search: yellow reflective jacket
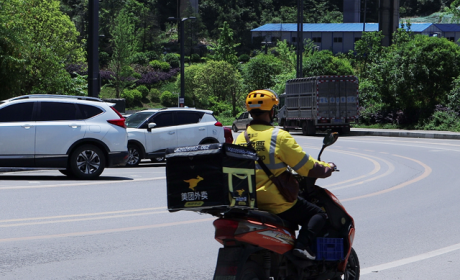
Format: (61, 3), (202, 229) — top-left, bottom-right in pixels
(234, 124), (329, 214)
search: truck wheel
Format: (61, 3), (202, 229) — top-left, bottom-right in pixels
(302, 121), (316, 136)
(232, 124), (238, 132)
(339, 126), (351, 135)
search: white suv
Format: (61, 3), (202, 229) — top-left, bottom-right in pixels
(0, 95), (128, 179)
(125, 108), (225, 166)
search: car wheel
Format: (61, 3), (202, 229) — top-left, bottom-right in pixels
(69, 144), (106, 180)
(232, 124), (238, 132)
(127, 144), (142, 167)
(150, 156), (165, 163)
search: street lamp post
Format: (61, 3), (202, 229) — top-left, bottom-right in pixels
(168, 17), (196, 107)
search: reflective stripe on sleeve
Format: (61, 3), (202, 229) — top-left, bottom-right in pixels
(292, 154), (309, 171)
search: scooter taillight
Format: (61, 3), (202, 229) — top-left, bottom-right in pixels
(214, 219), (239, 243)
(214, 219), (268, 244)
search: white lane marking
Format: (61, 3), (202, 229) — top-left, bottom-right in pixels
(0, 218), (215, 243)
(327, 151), (395, 191)
(361, 242), (460, 275)
(0, 177), (166, 190)
(342, 154), (432, 202)
(0, 207), (167, 223)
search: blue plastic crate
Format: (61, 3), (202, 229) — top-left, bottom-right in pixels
(316, 238), (344, 261)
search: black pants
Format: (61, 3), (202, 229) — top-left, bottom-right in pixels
(277, 196), (327, 246)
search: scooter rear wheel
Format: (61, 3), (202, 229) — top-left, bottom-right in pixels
(332, 247), (360, 280)
(241, 261), (265, 280)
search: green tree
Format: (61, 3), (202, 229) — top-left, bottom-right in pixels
(208, 21), (240, 65)
(194, 60), (243, 116)
(384, 35), (460, 119)
(109, 9), (139, 97)
(0, 0), (27, 99)
(302, 50), (354, 77)
(2, 0), (85, 95)
(276, 40), (296, 70)
(353, 31), (386, 78)
(175, 64), (206, 107)
(242, 54), (283, 91)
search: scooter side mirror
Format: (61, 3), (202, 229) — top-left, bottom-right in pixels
(318, 131), (339, 161)
(323, 131), (339, 147)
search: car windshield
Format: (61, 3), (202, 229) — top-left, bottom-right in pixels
(125, 111), (157, 128)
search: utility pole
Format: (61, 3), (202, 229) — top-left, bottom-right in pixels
(88, 0), (100, 97)
(296, 0), (304, 78)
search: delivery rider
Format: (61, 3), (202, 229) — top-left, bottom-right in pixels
(233, 89), (335, 260)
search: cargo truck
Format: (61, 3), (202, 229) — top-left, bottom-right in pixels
(277, 75), (359, 135)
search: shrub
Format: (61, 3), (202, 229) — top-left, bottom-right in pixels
(160, 91), (177, 107)
(136, 85), (149, 98)
(122, 89), (142, 106)
(164, 53), (180, 68)
(150, 60), (170, 72)
(149, 60), (162, 70)
(160, 61), (170, 72)
(132, 72), (142, 79)
(132, 52), (150, 65)
(191, 53), (201, 63)
(239, 54), (250, 63)
(131, 89), (142, 101)
(135, 68), (180, 86)
(150, 88), (161, 102)
(121, 89), (134, 105)
(417, 105), (460, 131)
(145, 51), (158, 61)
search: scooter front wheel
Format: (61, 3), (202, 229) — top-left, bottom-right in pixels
(241, 260), (265, 280)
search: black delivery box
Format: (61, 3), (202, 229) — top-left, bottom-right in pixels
(166, 143), (258, 212)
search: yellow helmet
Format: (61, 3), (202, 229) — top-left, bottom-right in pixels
(245, 89), (279, 112)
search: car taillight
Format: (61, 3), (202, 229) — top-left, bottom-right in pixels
(214, 121), (223, 127)
(224, 127), (233, 144)
(108, 106), (126, 128)
(107, 118), (126, 128)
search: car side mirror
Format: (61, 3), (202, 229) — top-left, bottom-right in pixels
(147, 122), (157, 132)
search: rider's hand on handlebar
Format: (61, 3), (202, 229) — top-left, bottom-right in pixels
(328, 162), (338, 172)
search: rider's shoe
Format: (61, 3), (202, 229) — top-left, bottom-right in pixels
(292, 242), (316, 260)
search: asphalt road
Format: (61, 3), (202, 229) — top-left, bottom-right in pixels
(1, 132), (460, 279)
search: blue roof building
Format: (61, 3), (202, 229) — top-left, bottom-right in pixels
(251, 23), (460, 54)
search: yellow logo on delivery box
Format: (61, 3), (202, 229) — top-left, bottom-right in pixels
(184, 176), (203, 191)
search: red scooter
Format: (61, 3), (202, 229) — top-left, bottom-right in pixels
(206, 132), (359, 280)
